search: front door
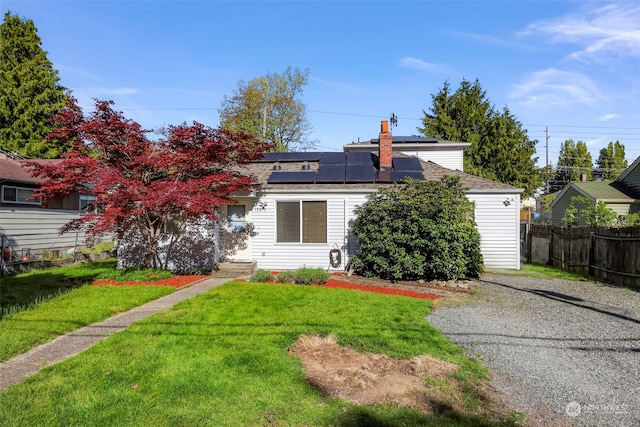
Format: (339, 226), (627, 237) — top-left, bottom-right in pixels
(222, 202), (251, 261)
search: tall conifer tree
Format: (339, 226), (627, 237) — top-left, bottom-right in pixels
(419, 79), (541, 197)
(0, 12), (69, 158)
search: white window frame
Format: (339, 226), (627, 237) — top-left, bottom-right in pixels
(79, 194), (97, 212)
(276, 200), (327, 244)
(1, 185), (41, 205)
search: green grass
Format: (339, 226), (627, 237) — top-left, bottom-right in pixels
(488, 263), (591, 281)
(95, 267), (173, 282)
(0, 259), (118, 315)
(0, 282), (515, 426)
(0, 285), (173, 361)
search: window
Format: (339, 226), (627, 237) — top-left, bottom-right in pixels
(226, 205), (246, 233)
(1, 186), (41, 205)
(277, 201), (327, 243)
(79, 194), (97, 212)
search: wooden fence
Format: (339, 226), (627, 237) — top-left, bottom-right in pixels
(526, 225), (640, 289)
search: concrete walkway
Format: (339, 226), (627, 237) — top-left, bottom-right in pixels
(0, 277), (229, 392)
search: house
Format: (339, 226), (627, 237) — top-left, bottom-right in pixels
(0, 151), (98, 258)
(550, 157), (640, 225)
(216, 121), (523, 272)
(343, 135), (469, 170)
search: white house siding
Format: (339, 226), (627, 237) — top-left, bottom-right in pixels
(399, 148), (464, 171)
(0, 207), (95, 255)
(250, 191), (370, 271)
(607, 203), (633, 218)
(248, 190), (520, 271)
(466, 192), (521, 270)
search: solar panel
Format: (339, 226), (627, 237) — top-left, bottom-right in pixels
(345, 166), (375, 182)
(319, 152), (346, 165)
(276, 152), (321, 162)
(392, 157), (423, 171)
(316, 165), (345, 183)
(346, 152), (372, 165)
(259, 153), (281, 162)
(267, 171), (316, 183)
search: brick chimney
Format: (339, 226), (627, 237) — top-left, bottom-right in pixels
(379, 120), (392, 170)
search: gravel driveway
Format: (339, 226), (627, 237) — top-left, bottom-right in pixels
(427, 273), (640, 427)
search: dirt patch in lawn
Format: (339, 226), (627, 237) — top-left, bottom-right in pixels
(290, 334), (510, 419)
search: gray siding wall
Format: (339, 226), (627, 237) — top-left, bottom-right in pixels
(0, 207), (96, 254)
(551, 187), (581, 225)
(620, 166), (640, 194)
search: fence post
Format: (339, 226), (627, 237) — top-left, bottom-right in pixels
(589, 230), (595, 277)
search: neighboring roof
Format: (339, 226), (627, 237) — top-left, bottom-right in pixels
(615, 155), (640, 183)
(550, 180), (640, 208)
(247, 152), (521, 193)
(0, 154), (62, 185)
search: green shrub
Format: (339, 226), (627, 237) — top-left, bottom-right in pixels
(276, 270), (296, 284)
(349, 177), (483, 281)
(292, 267), (329, 285)
(251, 269), (274, 282)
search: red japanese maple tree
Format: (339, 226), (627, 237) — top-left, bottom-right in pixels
(28, 98), (272, 268)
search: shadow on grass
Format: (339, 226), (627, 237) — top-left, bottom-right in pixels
(0, 259), (117, 316)
(331, 403), (517, 427)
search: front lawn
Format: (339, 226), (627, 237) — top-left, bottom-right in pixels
(0, 285), (173, 362)
(0, 260), (206, 361)
(0, 281), (513, 426)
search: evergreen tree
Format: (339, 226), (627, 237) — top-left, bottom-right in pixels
(418, 79), (541, 197)
(0, 12), (69, 158)
(552, 139), (592, 191)
(596, 140), (627, 180)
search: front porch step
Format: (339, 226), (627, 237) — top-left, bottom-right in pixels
(212, 261), (257, 278)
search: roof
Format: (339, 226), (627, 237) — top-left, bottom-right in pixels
(0, 156), (58, 185)
(246, 152), (521, 193)
(550, 180), (640, 208)
(615, 155), (640, 183)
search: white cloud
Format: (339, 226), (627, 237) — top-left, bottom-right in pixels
(510, 68), (603, 108)
(522, 4), (640, 62)
(447, 30), (535, 50)
(597, 113), (618, 122)
(399, 56), (446, 73)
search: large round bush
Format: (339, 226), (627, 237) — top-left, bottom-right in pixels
(350, 176), (483, 281)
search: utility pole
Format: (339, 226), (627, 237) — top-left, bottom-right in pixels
(545, 126), (550, 194)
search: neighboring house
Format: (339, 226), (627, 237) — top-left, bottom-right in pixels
(550, 157), (640, 225)
(215, 121), (523, 272)
(0, 152), (97, 257)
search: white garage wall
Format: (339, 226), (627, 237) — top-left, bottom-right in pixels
(467, 192), (521, 269)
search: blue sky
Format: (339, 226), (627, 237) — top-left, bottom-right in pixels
(3, 0), (639, 167)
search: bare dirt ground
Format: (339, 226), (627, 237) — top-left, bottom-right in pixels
(289, 332), (512, 423)
(285, 274), (521, 421)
